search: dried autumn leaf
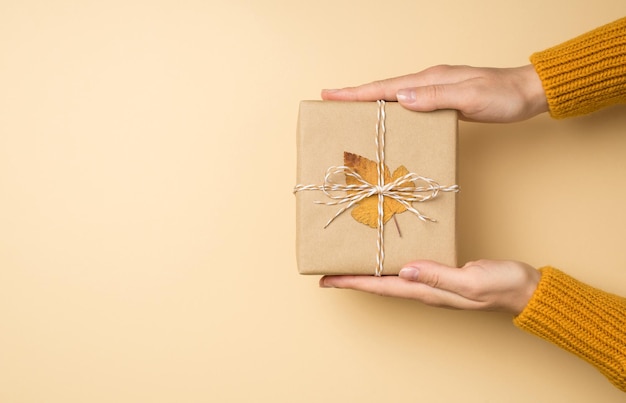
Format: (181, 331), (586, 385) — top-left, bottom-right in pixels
(343, 151), (415, 228)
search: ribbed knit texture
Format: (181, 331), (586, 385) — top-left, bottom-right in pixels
(530, 17), (626, 118)
(514, 267), (626, 391)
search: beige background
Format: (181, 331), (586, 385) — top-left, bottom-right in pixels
(1, 1), (625, 402)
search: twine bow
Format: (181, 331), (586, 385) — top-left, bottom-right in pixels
(294, 100), (459, 276)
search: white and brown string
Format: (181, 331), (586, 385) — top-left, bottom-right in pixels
(294, 100), (459, 276)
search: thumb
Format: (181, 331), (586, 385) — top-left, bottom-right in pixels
(398, 260), (465, 292)
(396, 84), (464, 112)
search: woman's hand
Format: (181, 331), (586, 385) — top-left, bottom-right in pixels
(322, 64), (549, 123)
(319, 259), (541, 315)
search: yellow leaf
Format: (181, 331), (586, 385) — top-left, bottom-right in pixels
(343, 152), (390, 187)
(343, 152), (414, 228)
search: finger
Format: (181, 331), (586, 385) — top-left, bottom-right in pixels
(321, 75), (418, 102)
(321, 275), (404, 293)
(319, 275), (481, 309)
(320, 275), (441, 299)
(399, 260), (471, 295)
(321, 65), (478, 102)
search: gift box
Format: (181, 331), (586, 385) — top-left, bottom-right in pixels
(294, 101), (458, 275)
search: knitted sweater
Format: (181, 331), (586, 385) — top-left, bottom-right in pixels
(515, 17), (626, 392)
(514, 268), (626, 392)
(530, 17), (626, 118)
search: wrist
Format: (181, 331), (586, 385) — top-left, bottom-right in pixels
(511, 264), (542, 315)
(517, 64), (549, 118)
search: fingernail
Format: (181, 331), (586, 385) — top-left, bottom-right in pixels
(399, 267), (419, 280)
(319, 277), (334, 288)
(322, 88), (340, 93)
(397, 88), (416, 103)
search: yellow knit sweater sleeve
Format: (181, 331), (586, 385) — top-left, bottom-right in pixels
(514, 267), (626, 391)
(530, 17), (626, 118)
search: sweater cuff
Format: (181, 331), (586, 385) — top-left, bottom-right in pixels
(514, 266), (626, 391)
(530, 17), (626, 119)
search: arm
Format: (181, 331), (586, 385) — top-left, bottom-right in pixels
(514, 267), (626, 392)
(530, 16), (626, 118)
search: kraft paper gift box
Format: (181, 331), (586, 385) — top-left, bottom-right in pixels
(294, 101), (458, 276)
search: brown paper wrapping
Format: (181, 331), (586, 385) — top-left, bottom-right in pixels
(295, 101), (457, 275)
